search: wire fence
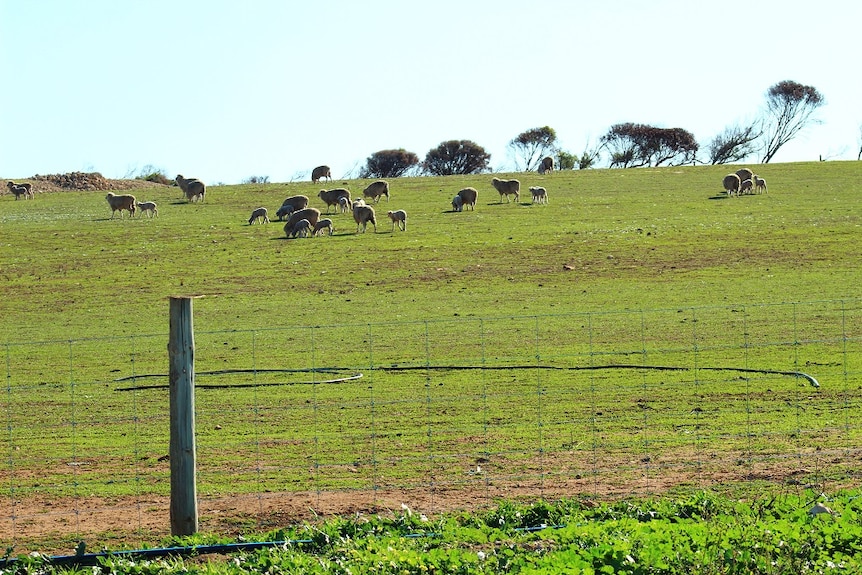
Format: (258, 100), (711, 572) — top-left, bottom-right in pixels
(3, 299), (861, 552)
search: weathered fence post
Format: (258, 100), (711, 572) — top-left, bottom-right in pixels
(168, 296), (198, 536)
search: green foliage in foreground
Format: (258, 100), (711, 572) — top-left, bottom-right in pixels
(6, 490), (861, 574)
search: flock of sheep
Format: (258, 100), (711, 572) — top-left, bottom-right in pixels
(722, 168), (768, 196)
(101, 175), (206, 219)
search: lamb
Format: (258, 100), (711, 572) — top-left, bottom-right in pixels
(175, 175), (206, 202)
(362, 180), (390, 203)
(491, 177), (520, 203)
(353, 203), (377, 233)
(106, 192), (137, 218)
(289, 218), (312, 238)
(248, 206), (269, 224)
(318, 188), (351, 213)
(276, 195), (309, 219)
(753, 175), (768, 194)
(136, 201), (158, 218)
(6, 181), (33, 199)
(311, 165), (332, 183)
(313, 218), (334, 236)
(387, 209), (407, 231)
(453, 187), (478, 211)
(739, 178), (754, 195)
(537, 156), (554, 174)
(529, 186), (548, 204)
(283, 207), (321, 233)
(337, 195), (351, 213)
(735, 168), (754, 183)
(722, 173), (741, 196)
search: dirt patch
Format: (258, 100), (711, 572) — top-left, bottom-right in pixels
(3, 172), (170, 195)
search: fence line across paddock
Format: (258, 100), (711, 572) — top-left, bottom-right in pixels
(2, 299), (861, 552)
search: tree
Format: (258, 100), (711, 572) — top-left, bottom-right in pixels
(423, 140), (491, 176)
(360, 149), (419, 178)
(508, 126), (558, 171)
(760, 80), (825, 164)
(556, 150), (577, 170)
(600, 123), (698, 168)
(707, 123), (762, 164)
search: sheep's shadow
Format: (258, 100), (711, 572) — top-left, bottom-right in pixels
(708, 194), (730, 201)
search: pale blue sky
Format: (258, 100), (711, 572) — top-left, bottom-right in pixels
(2, 0), (860, 184)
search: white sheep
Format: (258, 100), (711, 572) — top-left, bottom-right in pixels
(337, 195), (351, 213)
(739, 178), (754, 194)
(753, 175), (768, 194)
(313, 218), (334, 236)
(136, 201), (158, 218)
(289, 218), (312, 238)
(248, 206), (269, 224)
(453, 187), (478, 211)
(175, 175), (206, 202)
(283, 207), (321, 233)
(275, 204), (295, 220)
(353, 204), (377, 233)
(529, 186), (548, 204)
(387, 209), (407, 231)
(106, 192), (137, 218)
(318, 188), (351, 213)
(722, 173), (741, 196)
(735, 168), (754, 183)
(491, 177), (520, 203)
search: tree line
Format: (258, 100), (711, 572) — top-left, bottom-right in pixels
(357, 80), (827, 178)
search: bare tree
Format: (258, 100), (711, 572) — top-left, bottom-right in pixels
(760, 80), (825, 163)
(508, 126), (558, 171)
(707, 122), (762, 164)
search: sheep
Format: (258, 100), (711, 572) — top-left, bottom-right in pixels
(537, 156), (554, 174)
(491, 177), (520, 203)
(362, 180), (390, 203)
(6, 181), (33, 199)
(311, 165), (332, 183)
(387, 209), (407, 231)
(176, 175), (206, 202)
(353, 203), (377, 233)
(352, 198), (366, 208)
(313, 218), (334, 236)
(529, 186), (548, 204)
(722, 173), (741, 196)
(275, 195), (309, 220)
(739, 178), (754, 195)
(735, 168), (754, 183)
(288, 218), (312, 238)
(248, 206), (269, 224)
(318, 188), (351, 213)
(284, 207), (321, 233)
(106, 192), (137, 218)
(136, 201), (158, 218)
(453, 187), (478, 211)
(753, 175), (768, 194)
(337, 195), (351, 213)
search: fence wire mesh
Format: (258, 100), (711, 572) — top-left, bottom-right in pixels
(3, 300), (860, 551)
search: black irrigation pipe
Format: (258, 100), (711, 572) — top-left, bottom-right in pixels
(113, 364), (820, 392)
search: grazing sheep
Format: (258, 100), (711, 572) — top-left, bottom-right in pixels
(353, 204), (377, 233)
(529, 186), (548, 204)
(275, 195), (309, 220)
(311, 165), (332, 183)
(362, 180), (390, 203)
(352, 198), (366, 208)
(537, 156), (554, 174)
(248, 206), (269, 224)
(491, 177), (521, 203)
(284, 207), (321, 232)
(289, 218), (312, 238)
(106, 192), (137, 218)
(739, 178), (754, 195)
(722, 173), (741, 196)
(387, 209), (407, 231)
(753, 175), (768, 194)
(6, 181), (33, 199)
(275, 204), (295, 220)
(176, 175), (206, 202)
(337, 195), (351, 213)
(313, 218), (334, 236)
(136, 201), (158, 218)
(318, 188), (351, 213)
(453, 187), (478, 211)
(735, 168), (754, 183)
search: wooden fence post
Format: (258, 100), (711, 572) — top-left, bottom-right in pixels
(168, 296), (198, 536)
